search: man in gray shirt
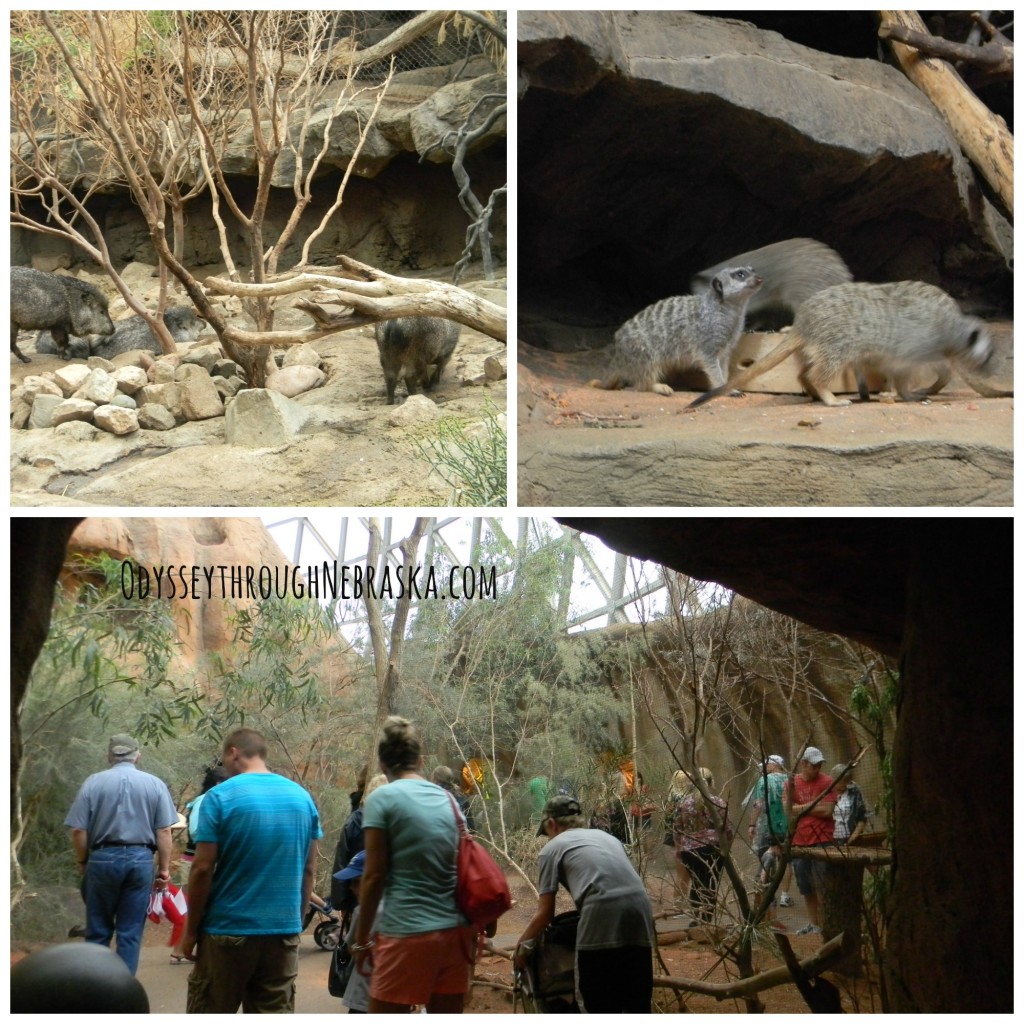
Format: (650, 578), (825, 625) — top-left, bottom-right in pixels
(65, 734), (178, 973)
(515, 796), (654, 1012)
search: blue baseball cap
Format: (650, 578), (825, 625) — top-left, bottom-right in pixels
(333, 850), (366, 882)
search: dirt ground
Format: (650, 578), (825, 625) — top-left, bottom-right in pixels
(14, 846), (881, 1014)
(10, 267), (506, 508)
(518, 334), (1013, 507)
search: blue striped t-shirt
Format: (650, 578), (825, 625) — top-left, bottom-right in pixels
(193, 771), (323, 935)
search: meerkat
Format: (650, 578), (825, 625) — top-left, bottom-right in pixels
(856, 360), (1011, 401)
(590, 266), (763, 396)
(687, 280), (997, 409)
(691, 238), (852, 331)
(691, 237), (883, 397)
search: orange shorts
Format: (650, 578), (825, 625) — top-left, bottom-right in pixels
(369, 925), (477, 1005)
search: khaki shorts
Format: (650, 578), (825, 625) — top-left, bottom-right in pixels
(370, 926), (476, 1005)
(186, 933), (300, 1013)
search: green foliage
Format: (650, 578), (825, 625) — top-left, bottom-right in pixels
(197, 595), (339, 732)
(15, 552), (366, 941)
(415, 402), (507, 507)
(25, 553), (191, 746)
(851, 665), (899, 834)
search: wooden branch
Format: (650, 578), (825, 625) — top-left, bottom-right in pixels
(206, 257), (507, 343)
(774, 933), (843, 1013)
(878, 21), (1013, 73)
(471, 978), (513, 994)
(653, 932), (846, 1000)
(879, 11), (1013, 218)
(789, 845), (892, 865)
(349, 11), (451, 67)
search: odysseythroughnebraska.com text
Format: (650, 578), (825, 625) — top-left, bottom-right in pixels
(120, 560), (498, 602)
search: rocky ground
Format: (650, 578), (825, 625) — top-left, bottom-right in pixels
(10, 266), (507, 508)
(518, 329), (1014, 508)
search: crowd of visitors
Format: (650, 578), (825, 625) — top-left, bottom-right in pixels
(61, 725), (870, 1013)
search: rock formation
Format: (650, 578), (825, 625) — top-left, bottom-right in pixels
(519, 11), (1010, 353)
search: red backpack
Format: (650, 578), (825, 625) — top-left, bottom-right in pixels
(445, 792), (512, 928)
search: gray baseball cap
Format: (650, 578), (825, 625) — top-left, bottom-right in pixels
(537, 795), (582, 835)
(108, 734), (139, 757)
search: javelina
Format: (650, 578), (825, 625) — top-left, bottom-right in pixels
(36, 305), (205, 359)
(11, 268), (114, 363)
(34, 332), (92, 359)
(91, 306), (206, 359)
(373, 316), (460, 404)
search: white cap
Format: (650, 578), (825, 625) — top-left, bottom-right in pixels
(802, 746), (825, 765)
(766, 754), (785, 767)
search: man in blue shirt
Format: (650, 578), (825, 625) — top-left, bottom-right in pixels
(65, 733), (178, 974)
(178, 728), (323, 1013)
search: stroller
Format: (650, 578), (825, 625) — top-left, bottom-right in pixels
(513, 911), (580, 1013)
(302, 896), (345, 951)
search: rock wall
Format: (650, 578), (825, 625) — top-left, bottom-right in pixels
(14, 152), (506, 276)
(65, 518), (353, 684)
(519, 11), (1011, 352)
(585, 610), (891, 822)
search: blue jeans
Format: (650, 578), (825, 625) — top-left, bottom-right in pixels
(84, 845), (155, 974)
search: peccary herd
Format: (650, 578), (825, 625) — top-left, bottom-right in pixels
(12, 268), (465, 405)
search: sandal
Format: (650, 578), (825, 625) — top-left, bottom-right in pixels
(169, 953), (189, 964)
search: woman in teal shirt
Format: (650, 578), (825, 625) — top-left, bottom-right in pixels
(353, 716), (475, 1012)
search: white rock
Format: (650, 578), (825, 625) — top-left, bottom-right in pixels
(180, 342), (223, 371)
(75, 368), (119, 405)
(175, 363), (208, 382)
(53, 363), (93, 397)
(138, 382), (183, 420)
(148, 361), (177, 384)
(113, 366), (149, 395)
(389, 394), (441, 427)
(51, 398), (99, 426)
(282, 343), (322, 368)
(29, 394), (64, 429)
(266, 365), (326, 398)
(93, 404), (140, 435)
(212, 375), (244, 399)
(16, 375), (64, 403)
(110, 394), (137, 410)
(179, 373), (225, 421)
(224, 388), (309, 447)
(484, 356), (506, 381)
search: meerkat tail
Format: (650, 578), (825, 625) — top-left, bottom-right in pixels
(957, 369), (1013, 398)
(687, 331), (804, 409)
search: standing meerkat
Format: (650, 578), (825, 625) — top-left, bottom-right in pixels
(691, 238), (852, 330)
(687, 280), (997, 409)
(590, 266), (763, 396)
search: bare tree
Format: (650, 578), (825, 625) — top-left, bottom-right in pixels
(360, 518), (431, 777)
(621, 570), (894, 1010)
(11, 13), (505, 385)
